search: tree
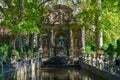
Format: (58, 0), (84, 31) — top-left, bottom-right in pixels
(75, 0), (119, 52)
(116, 39), (120, 56)
(101, 0), (119, 44)
(0, 0), (119, 54)
(0, 0), (51, 55)
(75, 0), (96, 52)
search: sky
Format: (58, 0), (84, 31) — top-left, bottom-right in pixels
(73, 0), (77, 3)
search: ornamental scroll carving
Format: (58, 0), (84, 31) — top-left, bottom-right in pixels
(47, 5), (74, 24)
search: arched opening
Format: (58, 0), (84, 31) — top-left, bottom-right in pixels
(54, 31), (68, 56)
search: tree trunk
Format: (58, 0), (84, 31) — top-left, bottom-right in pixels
(95, 0), (102, 52)
(10, 39), (16, 50)
(8, 35), (17, 59)
(9, 35), (17, 50)
(29, 33), (34, 52)
(15, 34), (23, 53)
(21, 0), (24, 19)
(95, 27), (100, 52)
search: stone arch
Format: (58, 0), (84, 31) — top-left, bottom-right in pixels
(53, 31), (68, 56)
(55, 31), (68, 47)
(55, 31), (67, 39)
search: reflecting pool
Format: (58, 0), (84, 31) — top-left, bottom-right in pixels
(1, 68), (104, 80)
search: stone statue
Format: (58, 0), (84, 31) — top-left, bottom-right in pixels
(57, 36), (66, 46)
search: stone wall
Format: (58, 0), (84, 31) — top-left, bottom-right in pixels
(81, 62), (120, 80)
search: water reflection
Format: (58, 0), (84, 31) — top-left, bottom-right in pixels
(2, 68), (103, 80)
(39, 69), (102, 80)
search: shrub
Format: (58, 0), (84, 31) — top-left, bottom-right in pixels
(85, 45), (91, 53)
(101, 44), (108, 51)
(33, 46), (39, 52)
(21, 52), (27, 59)
(28, 50), (33, 58)
(12, 50), (19, 60)
(0, 44), (8, 61)
(106, 43), (116, 60)
(116, 38), (120, 56)
(0, 44), (8, 55)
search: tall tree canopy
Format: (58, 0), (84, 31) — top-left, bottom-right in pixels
(75, 0), (119, 46)
(0, 0), (119, 50)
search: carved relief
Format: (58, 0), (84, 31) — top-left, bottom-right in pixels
(48, 12), (56, 24)
(47, 5), (74, 24)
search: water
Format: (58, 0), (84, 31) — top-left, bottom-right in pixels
(1, 68), (103, 80)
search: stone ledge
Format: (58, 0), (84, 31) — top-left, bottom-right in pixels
(81, 62), (120, 80)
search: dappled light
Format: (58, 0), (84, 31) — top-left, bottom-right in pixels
(0, 0), (119, 80)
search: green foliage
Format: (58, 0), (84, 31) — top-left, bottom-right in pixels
(21, 52), (27, 58)
(0, 44), (8, 55)
(106, 43), (116, 52)
(75, 0), (95, 29)
(33, 46), (39, 52)
(75, 0), (119, 46)
(0, 35), (10, 44)
(101, 8), (119, 44)
(0, 0), (119, 60)
(101, 44), (108, 51)
(85, 45), (91, 53)
(0, 0), (49, 35)
(28, 50), (33, 58)
(115, 38), (120, 56)
(18, 21), (39, 34)
(100, 0), (118, 44)
(106, 43), (116, 60)
(12, 50), (19, 59)
(85, 42), (96, 51)
(0, 44), (8, 61)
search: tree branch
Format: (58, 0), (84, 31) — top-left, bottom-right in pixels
(38, 0), (52, 7)
(71, 0), (75, 6)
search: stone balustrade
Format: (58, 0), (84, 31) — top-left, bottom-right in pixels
(0, 56), (42, 77)
(79, 54), (120, 75)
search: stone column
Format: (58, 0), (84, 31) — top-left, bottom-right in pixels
(69, 29), (73, 57)
(51, 29), (54, 47)
(66, 28), (73, 57)
(79, 28), (85, 53)
(37, 34), (41, 49)
(46, 32), (50, 57)
(37, 34), (43, 54)
(42, 37), (48, 57)
(47, 31), (50, 49)
(50, 29), (54, 56)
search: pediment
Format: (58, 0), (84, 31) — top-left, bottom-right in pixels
(50, 4), (73, 13)
(46, 4), (75, 24)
